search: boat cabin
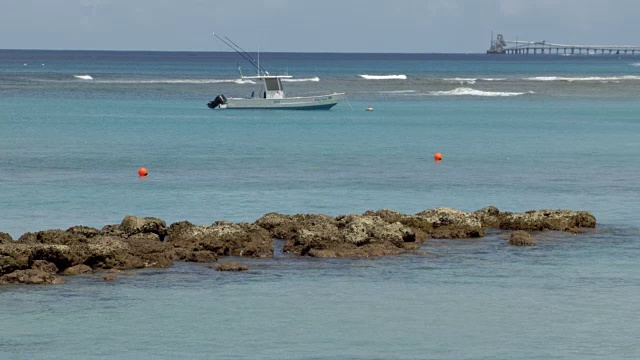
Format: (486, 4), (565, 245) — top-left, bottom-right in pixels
(244, 75), (292, 99)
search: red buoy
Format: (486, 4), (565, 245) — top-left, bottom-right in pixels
(138, 167), (148, 177)
(434, 152), (443, 161)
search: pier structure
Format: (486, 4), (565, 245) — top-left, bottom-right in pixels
(487, 34), (640, 55)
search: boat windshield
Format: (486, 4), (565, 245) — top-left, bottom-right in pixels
(264, 78), (283, 91)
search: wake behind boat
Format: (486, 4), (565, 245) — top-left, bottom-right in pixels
(207, 33), (344, 110)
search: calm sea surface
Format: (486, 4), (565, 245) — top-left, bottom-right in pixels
(1, 50), (639, 359)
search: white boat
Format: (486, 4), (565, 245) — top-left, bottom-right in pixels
(208, 75), (344, 110)
(207, 33), (344, 110)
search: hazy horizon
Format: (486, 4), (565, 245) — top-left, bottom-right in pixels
(2, 0), (640, 53)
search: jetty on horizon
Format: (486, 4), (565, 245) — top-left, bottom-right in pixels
(487, 33), (640, 55)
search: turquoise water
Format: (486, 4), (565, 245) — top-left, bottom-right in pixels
(1, 50), (639, 359)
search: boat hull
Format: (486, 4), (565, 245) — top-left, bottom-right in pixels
(216, 93), (345, 110)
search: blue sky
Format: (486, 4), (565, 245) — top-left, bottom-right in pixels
(2, 0), (639, 52)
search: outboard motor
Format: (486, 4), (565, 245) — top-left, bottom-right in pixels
(207, 94), (227, 109)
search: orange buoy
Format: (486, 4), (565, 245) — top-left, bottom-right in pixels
(434, 152), (443, 161)
(138, 167), (148, 177)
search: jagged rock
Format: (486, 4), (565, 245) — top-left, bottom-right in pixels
(0, 244), (31, 275)
(474, 206), (501, 228)
(412, 208), (485, 238)
(0, 269), (64, 285)
(62, 264), (92, 275)
(0, 208), (598, 285)
(167, 221), (273, 259)
(17, 229), (89, 246)
(255, 212), (337, 240)
(66, 226), (100, 238)
(0, 232), (13, 244)
(83, 235), (172, 270)
(279, 213), (418, 258)
(508, 231), (537, 246)
(82, 236), (136, 269)
(500, 210), (596, 232)
(120, 215), (167, 238)
(211, 261), (249, 271)
(362, 209), (405, 222)
(338, 215), (416, 247)
(120, 233), (173, 267)
(30, 244), (89, 271)
(18, 233), (173, 273)
(31, 260), (58, 274)
(365, 208), (485, 239)
(99, 224), (127, 238)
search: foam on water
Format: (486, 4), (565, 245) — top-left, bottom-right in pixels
(378, 90), (417, 94)
(73, 74), (93, 80)
(281, 77), (320, 82)
(358, 74), (407, 80)
(525, 75), (640, 82)
(443, 78), (508, 84)
(87, 78), (257, 84)
(427, 87), (532, 97)
(444, 77), (477, 84)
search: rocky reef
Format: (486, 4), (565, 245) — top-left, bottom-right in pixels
(0, 208), (596, 285)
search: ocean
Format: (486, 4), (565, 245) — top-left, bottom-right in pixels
(1, 50), (639, 359)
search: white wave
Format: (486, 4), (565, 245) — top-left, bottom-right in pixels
(233, 79), (256, 84)
(443, 77), (508, 84)
(74, 75), (93, 80)
(630, 62), (640, 67)
(525, 75), (640, 82)
(358, 74), (407, 80)
(427, 87), (532, 97)
(84, 78), (256, 84)
(444, 78), (477, 85)
(379, 90), (417, 94)
(281, 77), (320, 82)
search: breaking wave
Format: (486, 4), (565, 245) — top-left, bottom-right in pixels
(379, 90), (417, 94)
(358, 74), (407, 80)
(233, 79), (256, 84)
(86, 78), (256, 84)
(74, 75), (93, 80)
(443, 78), (508, 84)
(281, 77), (320, 82)
(630, 62), (640, 67)
(444, 78), (477, 85)
(525, 75), (640, 82)
(427, 87), (532, 97)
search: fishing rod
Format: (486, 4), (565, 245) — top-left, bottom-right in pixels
(224, 35), (270, 75)
(213, 33), (269, 75)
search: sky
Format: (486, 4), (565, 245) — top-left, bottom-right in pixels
(1, 0), (640, 53)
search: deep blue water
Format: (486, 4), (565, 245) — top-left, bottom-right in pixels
(1, 50), (639, 359)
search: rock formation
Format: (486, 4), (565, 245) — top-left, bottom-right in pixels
(0, 208), (596, 285)
(211, 262), (250, 271)
(508, 231), (537, 246)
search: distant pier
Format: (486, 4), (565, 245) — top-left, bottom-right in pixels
(487, 33), (640, 55)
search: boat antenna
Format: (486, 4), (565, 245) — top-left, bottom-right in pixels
(213, 33), (269, 76)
